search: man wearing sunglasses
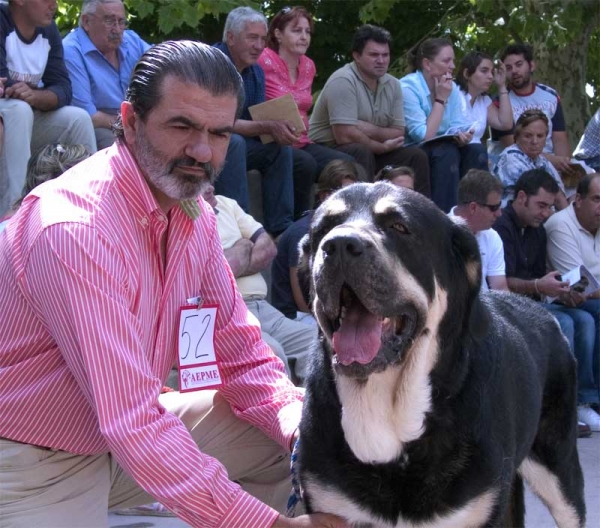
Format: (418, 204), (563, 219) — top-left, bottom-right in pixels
(63, 0), (149, 149)
(449, 169), (508, 291)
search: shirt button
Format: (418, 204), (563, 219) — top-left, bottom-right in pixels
(140, 217), (149, 227)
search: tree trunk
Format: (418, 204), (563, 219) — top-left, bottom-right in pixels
(533, 28), (592, 149)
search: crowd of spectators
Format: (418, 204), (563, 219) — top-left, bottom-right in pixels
(0, 0), (598, 524)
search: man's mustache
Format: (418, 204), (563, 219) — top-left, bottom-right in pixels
(170, 158), (218, 181)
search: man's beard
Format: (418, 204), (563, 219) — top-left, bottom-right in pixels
(510, 71), (531, 90)
(133, 123), (219, 201)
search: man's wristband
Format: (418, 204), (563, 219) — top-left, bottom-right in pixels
(498, 90), (509, 95)
(434, 98), (446, 106)
(534, 279), (540, 295)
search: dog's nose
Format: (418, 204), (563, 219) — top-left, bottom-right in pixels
(323, 234), (365, 257)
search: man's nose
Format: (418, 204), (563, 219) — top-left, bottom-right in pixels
(185, 134), (212, 163)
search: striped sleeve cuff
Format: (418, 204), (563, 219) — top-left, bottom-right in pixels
(218, 489), (280, 528)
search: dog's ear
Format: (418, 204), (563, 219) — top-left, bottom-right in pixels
(450, 221), (482, 294)
(296, 233), (312, 307)
(449, 221), (489, 339)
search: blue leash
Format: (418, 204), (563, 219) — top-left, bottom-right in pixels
(286, 438), (303, 517)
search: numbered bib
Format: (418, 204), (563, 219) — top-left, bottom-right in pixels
(177, 304), (222, 392)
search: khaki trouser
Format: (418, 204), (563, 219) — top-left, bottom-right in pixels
(0, 99), (97, 216)
(0, 390), (291, 527)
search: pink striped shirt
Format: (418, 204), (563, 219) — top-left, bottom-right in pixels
(0, 143), (304, 527)
(258, 47), (316, 148)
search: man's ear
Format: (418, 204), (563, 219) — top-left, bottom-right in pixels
(351, 50), (360, 63)
(462, 68), (470, 81)
(529, 60), (536, 74)
(515, 189), (527, 205)
(120, 101), (138, 145)
(225, 30), (235, 47)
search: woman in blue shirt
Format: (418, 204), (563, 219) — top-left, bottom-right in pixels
(400, 38), (488, 212)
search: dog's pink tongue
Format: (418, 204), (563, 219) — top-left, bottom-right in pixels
(332, 307), (382, 366)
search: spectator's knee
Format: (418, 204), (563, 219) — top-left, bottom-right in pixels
(0, 98), (34, 128)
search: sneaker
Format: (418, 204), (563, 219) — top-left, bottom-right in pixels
(577, 404), (600, 432)
(578, 421), (592, 438)
(113, 502), (175, 517)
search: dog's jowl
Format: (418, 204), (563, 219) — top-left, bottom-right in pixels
(297, 183), (585, 528)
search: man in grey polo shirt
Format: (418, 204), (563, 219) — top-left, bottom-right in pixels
(309, 24), (429, 195)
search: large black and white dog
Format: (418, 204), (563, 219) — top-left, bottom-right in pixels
(297, 183), (585, 527)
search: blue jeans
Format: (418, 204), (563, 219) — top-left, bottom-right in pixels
(215, 134), (294, 235)
(543, 302), (599, 404)
(292, 144), (354, 218)
(422, 142), (488, 212)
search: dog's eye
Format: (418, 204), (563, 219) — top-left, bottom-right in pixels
(390, 222), (409, 234)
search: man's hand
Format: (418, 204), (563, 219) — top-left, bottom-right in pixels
(0, 77), (7, 98)
(272, 513), (349, 528)
(4, 81), (37, 107)
(267, 120), (301, 145)
(537, 270), (570, 298)
(382, 135), (404, 152)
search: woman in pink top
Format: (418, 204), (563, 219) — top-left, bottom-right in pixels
(259, 6), (353, 218)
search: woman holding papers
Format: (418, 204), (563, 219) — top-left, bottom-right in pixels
(400, 38), (489, 212)
(258, 6), (353, 218)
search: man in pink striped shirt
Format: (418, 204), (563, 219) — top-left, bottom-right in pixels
(0, 40), (344, 528)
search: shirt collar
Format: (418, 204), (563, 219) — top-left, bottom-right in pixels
(110, 142), (202, 222)
(349, 61), (390, 89)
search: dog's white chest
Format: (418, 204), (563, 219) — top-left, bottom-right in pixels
(304, 475), (498, 528)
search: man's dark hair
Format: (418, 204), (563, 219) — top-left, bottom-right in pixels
(577, 173), (600, 198)
(351, 24), (391, 55)
(500, 42), (534, 63)
(458, 169), (503, 204)
(513, 168), (559, 198)
(114, 40), (244, 140)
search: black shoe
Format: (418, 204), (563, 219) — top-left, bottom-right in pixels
(578, 421), (592, 438)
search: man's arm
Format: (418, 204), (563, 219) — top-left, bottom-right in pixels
(223, 231), (277, 278)
(223, 238), (253, 277)
(545, 218), (583, 274)
(486, 275), (508, 291)
(356, 121), (404, 142)
(39, 22), (72, 108)
(24, 222), (286, 527)
(332, 123), (403, 154)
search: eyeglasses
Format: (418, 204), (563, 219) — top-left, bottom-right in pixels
(476, 202), (502, 212)
(88, 14), (129, 28)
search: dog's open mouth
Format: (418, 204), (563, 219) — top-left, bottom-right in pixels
(328, 285), (414, 367)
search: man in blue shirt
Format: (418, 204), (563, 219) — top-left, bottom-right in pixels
(214, 6), (295, 237)
(63, 0), (149, 149)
